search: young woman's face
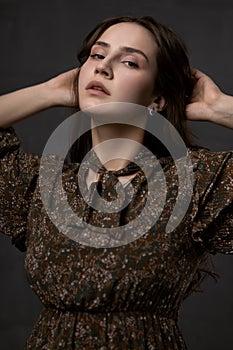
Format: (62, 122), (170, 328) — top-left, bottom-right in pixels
(78, 22), (158, 110)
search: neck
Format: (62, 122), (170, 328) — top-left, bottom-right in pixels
(91, 121), (145, 171)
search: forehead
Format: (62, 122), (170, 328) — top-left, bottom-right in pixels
(97, 22), (158, 58)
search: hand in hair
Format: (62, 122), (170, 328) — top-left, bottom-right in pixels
(186, 69), (233, 129)
(46, 68), (80, 108)
(0, 68), (80, 128)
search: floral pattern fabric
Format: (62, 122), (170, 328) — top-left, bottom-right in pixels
(0, 127), (232, 349)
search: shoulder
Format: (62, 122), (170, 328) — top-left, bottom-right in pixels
(188, 145), (232, 166)
(188, 145), (232, 177)
(187, 145), (232, 199)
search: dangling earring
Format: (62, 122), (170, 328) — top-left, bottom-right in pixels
(148, 106), (154, 116)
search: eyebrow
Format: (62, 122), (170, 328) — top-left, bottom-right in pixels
(94, 41), (149, 62)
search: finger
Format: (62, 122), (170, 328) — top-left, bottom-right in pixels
(190, 68), (208, 80)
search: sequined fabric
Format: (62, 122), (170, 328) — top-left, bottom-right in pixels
(0, 127), (232, 350)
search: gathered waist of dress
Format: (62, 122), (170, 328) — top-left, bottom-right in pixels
(26, 305), (186, 349)
(45, 304), (178, 322)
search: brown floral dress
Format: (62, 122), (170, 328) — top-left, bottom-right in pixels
(0, 127), (232, 350)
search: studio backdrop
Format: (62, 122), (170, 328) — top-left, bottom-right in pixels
(0, 0), (232, 349)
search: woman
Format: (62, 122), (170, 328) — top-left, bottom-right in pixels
(0, 16), (232, 349)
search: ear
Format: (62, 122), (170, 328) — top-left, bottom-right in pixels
(149, 96), (166, 112)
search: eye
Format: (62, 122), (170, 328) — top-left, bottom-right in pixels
(123, 61), (139, 68)
(90, 53), (105, 60)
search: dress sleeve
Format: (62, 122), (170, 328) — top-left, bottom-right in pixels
(0, 126), (39, 252)
(191, 148), (233, 255)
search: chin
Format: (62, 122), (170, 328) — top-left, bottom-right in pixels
(79, 98), (107, 112)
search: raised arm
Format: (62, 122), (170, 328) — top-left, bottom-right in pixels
(0, 68), (79, 128)
(186, 69), (233, 129)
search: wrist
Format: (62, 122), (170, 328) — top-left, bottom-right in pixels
(41, 80), (63, 107)
(211, 93), (233, 127)
(44, 72), (76, 107)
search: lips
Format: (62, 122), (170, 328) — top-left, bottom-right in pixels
(86, 81), (110, 95)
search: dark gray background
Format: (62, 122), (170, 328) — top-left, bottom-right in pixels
(0, 0), (232, 349)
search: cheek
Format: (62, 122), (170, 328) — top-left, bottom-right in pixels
(137, 75), (155, 103)
(77, 66), (89, 109)
(120, 74), (154, 102)
(78, 65), (88, 90)
(78, 59), (95, 86)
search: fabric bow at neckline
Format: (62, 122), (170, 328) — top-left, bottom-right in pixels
(97, 162), (141, 178)
(87, 149), (142, 179)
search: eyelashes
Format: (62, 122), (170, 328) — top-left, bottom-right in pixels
(90, 53), (105, 60)
(124, 61), (138, 68)
(89, 53), (139, 69)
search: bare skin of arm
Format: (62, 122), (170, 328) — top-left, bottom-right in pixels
(1, 67), (233, 130)
(186, 69), (233, 129)
(0, 68), (78, 128)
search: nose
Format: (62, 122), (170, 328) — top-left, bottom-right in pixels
(95, 60), (113, 79)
